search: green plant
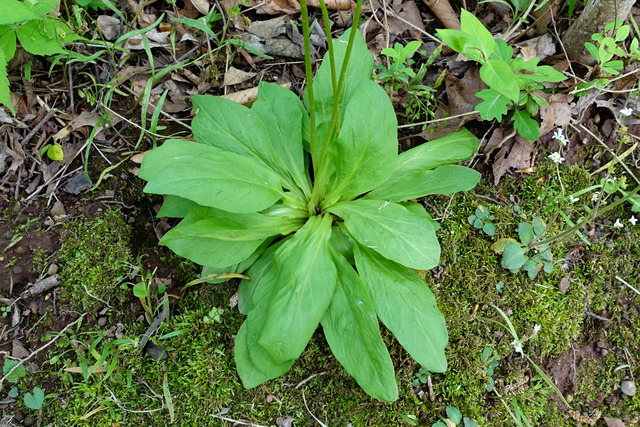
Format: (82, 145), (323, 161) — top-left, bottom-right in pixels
(203, 307), (225, 324)
(0, 305), (11, 317)
(491, 217), (554, 277)
(412, 366), (431, 387)
(436, 9), (566, 140)
(432, 406), (478, 427)
(3, 359), (27, 383)
(468, 205), (496, 235)
(480, 347), (500, 392)
(0, 0), (81, 114)
(139, 0), (481, 401)
(23, 386), (45, 410)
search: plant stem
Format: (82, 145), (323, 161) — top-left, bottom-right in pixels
(533, 182), (640, 246)
(300, 0), (316, 158)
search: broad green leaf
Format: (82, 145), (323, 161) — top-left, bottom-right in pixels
(401, 202), (440, 231)
(257, 215), (337, 363)
(157, 195), (201, 218)
(251, 82), (310, 192)
(234, 319), (294, 388)
(365, 165), (480, 202)
(24, 387), (45, 410)
(501, 242), (528, 272)
(159, 207), (266, 267)
(0, 48), (13, 115)
(447, 406), (463, 424)
(310, 29), (374, 160)
(480, 60), (519, 101)
(329, 200), (440, 270)
(200, 238), (274, 285)
(323, 79), (398, 203)
(513, 110), (539, 141)
(435, 29), (481, 61)
(364, 128), (479, 201)
(0, 0), (40, 24)
(490, 39), (513, 62)
(0, 29), (16, 62)
(476, 88), (511, 121)
(16, 18), (79, 56)
(28, 0), (58, 15)
(354, 245), (448, 372)
(329, 225), (355, 266)
(191, 95), (296, 185)
(237, 239), (287, 314)
(321, 250), (398, 401)
(460, 9), (496, 60)
(140, 139), (284, 213)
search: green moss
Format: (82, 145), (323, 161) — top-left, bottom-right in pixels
(57, 207), (137, 313)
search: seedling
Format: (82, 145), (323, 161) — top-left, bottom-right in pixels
(432, 406), (479, 427)
(491, 217), (553, 277)
(436, 10), (567, 141)
(481, 347), (500, 392)
(412, 366), (431, 387)
(468, 205), (496, 236)
(203, 307), (225, 324)
(139, 0), (481, 401)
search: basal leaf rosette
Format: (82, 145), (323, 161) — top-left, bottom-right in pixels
(139, 29), (481, 401)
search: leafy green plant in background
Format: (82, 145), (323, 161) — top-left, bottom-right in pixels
(575, 20), (640, 95)
(481, 347), (500, 392)
(0, 0), (80, 114)
(432, 406), (478, 427)
(491, 217), (554, 277)
(436, 10), (566, 141)
(468, 205), (496, 236)
(139, 0), (481, 400)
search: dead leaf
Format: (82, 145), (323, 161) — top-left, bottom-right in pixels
(517, 34), (556, 61)
(492, 137), (534, 185)
(223, 66), (258, 86)
(97, 15), (121, 41)
(223, 83), (291, 105)
(52, 111), (102, 143)
(251, 0), (300, 15)
(245, 16), (304, 59)
(387, 1), (425, 40)
(126, 0), (157, 28)
(189, 0), (210, 15)
(539, 93), (574, 136)
(308, 0), (353, 9)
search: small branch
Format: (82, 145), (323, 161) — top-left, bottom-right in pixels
(20, 275), (61, 299)
(0, 315), (85, 390)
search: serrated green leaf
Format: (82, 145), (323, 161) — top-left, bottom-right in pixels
(436, 29), (481, 61)
(446, 406), (463, 424)
(517, 222), (534, 244)
(321, 250), (398, 401)
(491, 237), (519, 254)
(476, 89), (510, 121)
(329, 200), (440, 270)
(0, 29), (17, 63)
(24, 387), (45, 410)
(532, 217), (546, 236)
(513, 109), (539, 141)
(501, 242), (528, 272)
(140, 139), (284, 213)
(324, 79), (398, 203)
(483, 222), (496, 235)
(354, 245), (448, 372)
(257, 215), (337, 363)
(0, 0), (40, 24)
(460, 9), (496, 60)
(0, 48), (13, 115)
(251, 82), (310, 193)
(480, 60), (519, 101)
(16, 18), (79, 56)
(3, 359), (26, 382)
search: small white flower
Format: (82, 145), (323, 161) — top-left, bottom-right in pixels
(534, 324), (542, 333)
(591, 193), (599, 202)
(569, 195), (579, 203)
(512, 339), (523, 355)
(620, 107), (633, 117)
(630, 215), (638, 226)
(614, 218), (624, 228)
(549, 152), (565, 164)
(606, 177), (617, 183)
(553, 128), (569, 146)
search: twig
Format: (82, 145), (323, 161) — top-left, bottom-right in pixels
(585, 308), (610, 322)
(210, 413), (267, 427)
(398, 110), (479, 129)
(20, 275), (61, 299)
(616, 276), (640, 296)
(0, 315), (85, 389)
(302, 391), (329, 427)
(139, 299), (169, 350)
(20, 109), (58, 147)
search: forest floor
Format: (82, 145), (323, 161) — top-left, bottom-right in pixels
(1, 0), (640, 426)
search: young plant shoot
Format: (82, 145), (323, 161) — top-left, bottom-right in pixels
(139, 0), (481, 401)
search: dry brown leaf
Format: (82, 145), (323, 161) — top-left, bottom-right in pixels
(252, 0), (300, 15)
(308, 0), (353, 10)
(188, 0), (210, 15)
(96, 15), (121, 41)
(223, 83), (291, 105)
(492, 137), (534, 185)
(422, 0), (459, 29)
(387, 1), (425, 39)
(223, 66), (258, 86)
(52, 111), (102, 143)
(517, 34), (556, 61)
(539, 93), (574, 136)
(126, 0), (157, 27)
